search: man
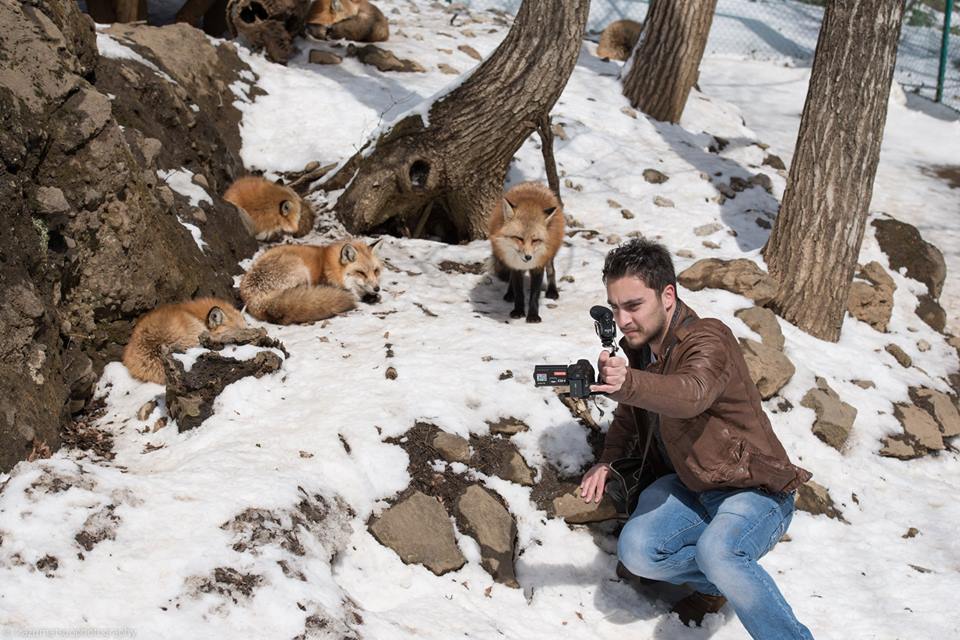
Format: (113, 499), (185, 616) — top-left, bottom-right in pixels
(580, 239), (814, 639)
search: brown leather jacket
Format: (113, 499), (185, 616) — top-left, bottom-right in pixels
(600, 300), (811, 494)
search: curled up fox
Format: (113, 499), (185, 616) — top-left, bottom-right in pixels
(240, 239), (383, 325)
(488, 182), (565, 323)
(223, 176), (314, 241)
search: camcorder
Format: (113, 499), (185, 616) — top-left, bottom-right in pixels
(533, 306), (619, 399)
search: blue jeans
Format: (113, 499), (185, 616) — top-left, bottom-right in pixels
(618, 474), (813, 639)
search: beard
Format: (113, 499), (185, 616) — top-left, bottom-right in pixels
(621, 308), (668, 349)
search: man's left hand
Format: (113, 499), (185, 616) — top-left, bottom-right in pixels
(590, 350), (627, 395)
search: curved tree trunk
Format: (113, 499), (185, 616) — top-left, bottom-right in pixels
(762, 0), (905, 342)
(621, 0), (716, 123)
(315, 0), (590, 242)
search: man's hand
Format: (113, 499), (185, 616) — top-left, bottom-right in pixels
(590, 350), (627, 395)
(579, 463), (611, 503)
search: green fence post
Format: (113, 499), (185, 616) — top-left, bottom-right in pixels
(937, 0), (955, 103)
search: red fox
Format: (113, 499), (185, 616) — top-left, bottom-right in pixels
(305, 0), (389, 42)
(597, 19), (643, 61)
(488, 182), (564, 323)
(223, 176), (314, 241)
(239, 239), (383, 325)
(123, 298), (247, 384)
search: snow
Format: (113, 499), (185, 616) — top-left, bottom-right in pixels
(95, 27), (177, 85)
(3, 2), (959, 639)
(157, 168), (212, 251)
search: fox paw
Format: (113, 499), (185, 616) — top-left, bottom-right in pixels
(510, 309), (525, 319)
(545, 287), (559, 300)
(525, 314), (542, 323)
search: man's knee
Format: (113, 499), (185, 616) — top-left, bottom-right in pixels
(617, 519), (662, 577)
(694, 526), (743, 584)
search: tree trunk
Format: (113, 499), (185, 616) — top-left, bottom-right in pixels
(316, 0), (590, 242)
(762, 0), (905, 342)
(621, 0), (717, 123)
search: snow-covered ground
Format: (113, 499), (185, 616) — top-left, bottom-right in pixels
(2, 1), (959, 638)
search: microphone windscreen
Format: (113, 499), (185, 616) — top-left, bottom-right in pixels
(590, 305), (612, 322)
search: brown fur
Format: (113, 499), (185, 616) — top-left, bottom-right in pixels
(122, 298), (246, 384)
(239, 239), (383, 324)
(306, 0), (389, 42)
(597, 19), (643, 61)
(488, 182), (565, 323)
(223, 176), (314, 241)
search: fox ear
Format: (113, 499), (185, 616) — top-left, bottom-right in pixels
(543, 206), (558, 222)
(274, 177), (285, 186)
(206, 306), (225, 329)
(502, 199), (516, 221)
(368, 237), (384, 254)
(340, 243), (358, 264)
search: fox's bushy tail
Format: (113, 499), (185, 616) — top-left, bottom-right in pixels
(248, 285), (355, 324)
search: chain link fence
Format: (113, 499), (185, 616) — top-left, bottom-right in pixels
(462, 0), (960, 112)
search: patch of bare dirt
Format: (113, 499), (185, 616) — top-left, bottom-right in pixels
(75, 504), (120, 551)
(921, 164), (960, 189)
(438, 260), (486, 275)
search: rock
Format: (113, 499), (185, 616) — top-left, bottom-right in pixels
(455, 486), (518, 587)
(755, 217), (771, 229)
(227, 0), (310, 63)
(620, 209), (634, 219)
(847, 261), (895, 332)
(438, 63), (459, 74)
(385, 366), (398, 380)
(678, 258), (778, 305)
(369, 491), (466, 576)
(607, 199), (621, 208)
(702, 240), (721, 249)
(457, 44), (482, 60)
(653, 196), (674, 208)
(137, 400), (157, 421)
(795, 481), (845, 522)
(551, 484), (618, 524)
(739, 339), (795, 399)
(308, 50), (343, 65)
(642, 168), (669, 184)
(885, 344), (912, 368)
(432, 432), (470, 464)
(763, 154), (786, 170)
(749, 173), (773, 193)
(735, 306), (785, 351)
(917, 339), (931, 352)
(498, 451), (536, 486)
(486, 417), (529, 436)
(729, 176), (750, 192)
(620, 106), (637, 119)
(694, 222), (723, 237)
(902, 527), (919, 539)
(852, 379), (876, 389)
(911, 388), (960, 437)
(801, 378), (857, 452)
(675, 249), (695, 259)
(717, 182), (737, 199)
(915, 294), (947, 333)
(880, 435), (921, 459)
(893, 403), (945, 452)
(872, 218), (946, 300)
(346, 44), (425, 72)
(36, 186), (71, 215)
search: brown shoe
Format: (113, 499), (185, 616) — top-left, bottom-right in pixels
(671, 592), (727, 626)
(615, 561), (658, 585)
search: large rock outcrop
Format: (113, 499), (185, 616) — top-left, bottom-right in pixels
(0, 0), (258, 472)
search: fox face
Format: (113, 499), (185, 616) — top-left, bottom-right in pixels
(339, 239), (383, 302)
(204, 304), (247, 335)
(307, 0), (362, 27)
(491, 199), (559, 271)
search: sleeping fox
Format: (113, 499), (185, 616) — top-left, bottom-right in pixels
(597, 19), (643, 61)
(305, 0), (389, 42)
(223, 176), (314, 241)
(488, 182), (565, 323)
(123, 298), (246, 384)
(239, 238), (383, 325)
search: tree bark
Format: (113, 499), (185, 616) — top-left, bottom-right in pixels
(762, 0), (905, 342)
(316, 0), (590, 242)
(621, 0), (717, 123)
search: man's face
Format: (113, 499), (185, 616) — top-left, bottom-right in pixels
(606, 276), (672, 349)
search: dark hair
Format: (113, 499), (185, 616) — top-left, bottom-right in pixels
(602, 238), (676, 293)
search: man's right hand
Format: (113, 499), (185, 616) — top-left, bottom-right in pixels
(579, 463), (610, 503)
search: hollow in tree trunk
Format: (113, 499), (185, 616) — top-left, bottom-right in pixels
(762, 0), (905, 342)
(621, 0), (717, 123)
(315, 0), (591, 242)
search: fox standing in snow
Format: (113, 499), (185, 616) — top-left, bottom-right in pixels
(305, 0), (389, 42)
(223, 176), (314, 241)
(597, 19), (643, 61)
(489, 182), (565, 323)
(123, 298), (247, 384)
(240, 239), (383, 325)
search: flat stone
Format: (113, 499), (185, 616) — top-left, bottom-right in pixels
(795, 481), (845, 522)
(308, 49), (343, 65)
(369, 491), (466, 576)
(432, 432), (470, 464)
(678, 258), (778, 306)
(36, 186), (70, 214)
(456, 485), (518, 587)
(894, 403), (944, 451)
(740, 339), (794, 399)
(486, 417), (529, 436)
(801, 380), (857, 452)
(496, 450), (535, 486)
(653, 195), (674, 208)
(852, 379), (876, 389)
(735, 306), (785, 351)
(642, 168), (669, 184)
(694, 222), (723, 237)
(885, 344), (912, 368)
(438, 63), (459, 74)
(847, 261), (895, 332)
(552, 484), (618, 524)
(457, 44), (482, 60)
(912, 388), (960, 437)
(872, 218), (946, 299)
(880, 435), (922, 459)
(675, 249), (695, 259)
